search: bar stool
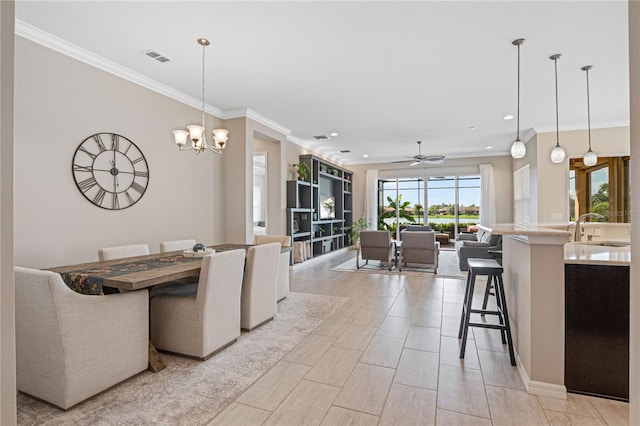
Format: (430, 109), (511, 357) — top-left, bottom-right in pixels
(458, 257), (516, 366)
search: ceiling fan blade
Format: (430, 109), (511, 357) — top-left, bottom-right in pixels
(391, 159), (413, 163)
(409, 160), (422, 167)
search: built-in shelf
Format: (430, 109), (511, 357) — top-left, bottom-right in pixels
(286, 155), (353, 260)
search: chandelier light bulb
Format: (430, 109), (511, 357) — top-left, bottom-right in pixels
(510, 38), (526, 159)
(172, 130), (189, 146)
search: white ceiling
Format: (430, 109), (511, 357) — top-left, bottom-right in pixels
(15, 1), (630, 165)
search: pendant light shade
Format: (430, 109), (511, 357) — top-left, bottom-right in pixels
(549, 54), (566, 163)
(510, 38), (526, 159)
(581, 65), (598, 167)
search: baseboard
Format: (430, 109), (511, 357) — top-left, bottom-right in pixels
(290, 247), (352, 270)
(517, 355), (567, 399)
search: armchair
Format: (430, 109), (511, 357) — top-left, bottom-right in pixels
(357, 230), (396, 270)
(455, 228), (502, 271)
(399, 231), (439, 273)
(15, 267), (148, 410)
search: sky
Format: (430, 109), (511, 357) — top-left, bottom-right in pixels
(381, 177), (481, 208)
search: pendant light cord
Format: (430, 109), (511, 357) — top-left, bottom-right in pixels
(201, 43), (206, 130)
(516, 42), (520, 140)
(585, 67), (592, 150)
(554, 58), (559, 145)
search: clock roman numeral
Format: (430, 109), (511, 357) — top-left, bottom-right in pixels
(131, 181), (145, 194)
(112, 193), (120, 210)
(134, 170), (149, 178)
(78, 146), (97, 160)
(125, 191), (135, 205)
(78, 177), (97, 192)
(73, 164), (92, 173)
(93, 188), (107, 205)
(92, 135), (106, 152)
(131, 156), (144, 165)
(111, 134), (120, 152)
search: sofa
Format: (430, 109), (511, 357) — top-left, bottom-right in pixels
(455, 228), (502, 271)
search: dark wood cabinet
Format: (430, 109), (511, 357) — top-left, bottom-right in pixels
(287, 155), (352, 259)
(565, 263), (629, 401)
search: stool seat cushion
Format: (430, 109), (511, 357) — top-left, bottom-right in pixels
(467, 258), (503, 273)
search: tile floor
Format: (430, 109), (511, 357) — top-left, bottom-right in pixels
(209, 251), (630, 426)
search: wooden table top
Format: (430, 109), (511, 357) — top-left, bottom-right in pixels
(45, 243), (292, 293)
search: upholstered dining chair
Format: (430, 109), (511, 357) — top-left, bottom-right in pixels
(241, 242), (281, 331)
(150, 249), (246, 360)
(159, 239), (196, 252)
(357, 230), (396, 270)
(253, 235), (291, 301)
(15, 267), (148, 410)
(398, 231), (440, 273)
(98, 243), (150, 261)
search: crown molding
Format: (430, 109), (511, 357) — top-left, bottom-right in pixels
(224, 108), (292, 136)
(15, 19), (299, 139)
(533, 120), (630, 134)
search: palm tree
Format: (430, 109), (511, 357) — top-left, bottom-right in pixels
(378, 195), (415, 230)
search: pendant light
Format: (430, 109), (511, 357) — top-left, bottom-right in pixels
(549, 54), (566, 163)
(510, 38), (526, 159)
(581, 65), (598, 167)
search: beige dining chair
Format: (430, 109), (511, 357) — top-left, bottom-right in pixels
(160, 239), (196, 252)
(150, 249), (246, 360)
(253, 235), (291, 301)
(241, 242), (281, 331)
(98, 243), (150, 261)
(15, 267), (148, 410)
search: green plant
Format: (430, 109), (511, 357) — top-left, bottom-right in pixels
(293, 162), (310, 180)
(314, 225), (325, 237)
(378, 195), (415, 230)
(349, 214), (370, 245)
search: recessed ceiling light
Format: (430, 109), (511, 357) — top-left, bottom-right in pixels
(363, 154), (369, 158)
(330, 132), (338, 137)
(486, 146), (494, 150)
(504, 115), (515, 120)
(469, 126), (476, 131)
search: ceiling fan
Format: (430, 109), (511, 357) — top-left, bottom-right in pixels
(392, 141), (445, 166)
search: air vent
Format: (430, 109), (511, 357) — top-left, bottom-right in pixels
(313, 135), (329, 140)
(145, 51), (171, 63)
(340, 150), (351, 153)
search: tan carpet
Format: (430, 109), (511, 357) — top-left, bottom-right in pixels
(331, 249), (466, 279)
(17, 292), (347, 426)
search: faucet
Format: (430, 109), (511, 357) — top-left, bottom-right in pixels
(572, 213), (605, 242)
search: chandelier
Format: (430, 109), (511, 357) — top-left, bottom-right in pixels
(581, 65), (598, 167)
(172, 38), (229, 155)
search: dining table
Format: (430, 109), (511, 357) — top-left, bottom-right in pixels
(44, 243), (289, 372)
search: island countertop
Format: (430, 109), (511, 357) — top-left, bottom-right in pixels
(478, 223), (630, 266)
(564, 242), (630, 266)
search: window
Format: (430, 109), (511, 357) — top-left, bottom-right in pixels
(378, 175), (480, 238)
(569, 156), (629, 222)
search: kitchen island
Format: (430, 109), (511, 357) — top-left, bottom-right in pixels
(564, 242), (630, 401)
(478, 224), (630, 400)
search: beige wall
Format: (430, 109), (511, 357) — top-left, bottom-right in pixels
(348, 155), (514, 227)
(14, 37), (227, 268)
(0, 1), (16, 423)
(254, 133), (283, 235)
(532, 126), (629, 223)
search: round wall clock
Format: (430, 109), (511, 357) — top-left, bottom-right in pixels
(72, 132), (149, 210)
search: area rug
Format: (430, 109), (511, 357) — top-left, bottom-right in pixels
(16, 292), (347, 426)
(332, 249), (466, 279)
